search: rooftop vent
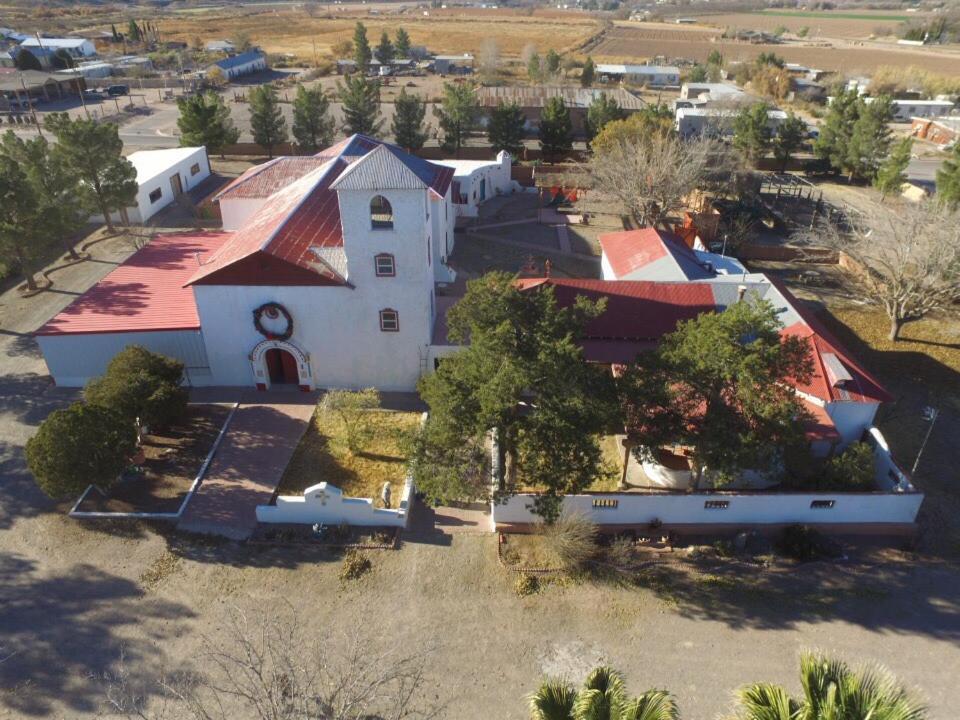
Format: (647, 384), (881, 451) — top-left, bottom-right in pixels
(822, 352), (853, 387)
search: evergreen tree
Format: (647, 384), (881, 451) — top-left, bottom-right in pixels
(687, 65), (708, 82)
(544, 48), (561, 75)
(847, 94), (893, 181)
(437, 81), (477, 156)
(291, 84), (335, 154)
(395, 27), (411, 58)
(338, 73), (383, 136)
(176, 91), (240, 158)
(375, 31), (395, 65)
(814, 88), (860, 176)
(935, 143), (960, 208)
(585, 93), (624, 144)
(487, 101), (526, 157)
(248, 85), (288, 159)
(127, 19), (142, 42)
(733, 102), (772, 164)
(706, 49), (724, 66)
(1, 131), (89, 262)
(111, 23), (119, 41)
(874, 136), (912, 200)
(353, 21), (372, 72)
(527, 52), (541, 83)
(391, 89), (427, 152)
(0, 154), (45, 291)
(773, 112), (807, 172)
(538, 96), (572, 162)
(44, 114), (137, 233)
(580, 56), (595, 87)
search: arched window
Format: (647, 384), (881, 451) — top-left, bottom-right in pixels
(370, 195), (393, 230)
(374, 253), (395, 277)
(379, 308), (399, 332)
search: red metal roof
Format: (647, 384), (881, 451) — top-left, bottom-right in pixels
(35, 232), (232, 336)
(215, 157), (330, 200)
(599, 228), (711, 280)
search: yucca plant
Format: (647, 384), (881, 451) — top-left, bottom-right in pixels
(529, 667), (678, 720)
(732, 651), (926, 720)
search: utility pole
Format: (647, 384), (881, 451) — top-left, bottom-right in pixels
(20, 73), (43, 139)
(911, 406), (939, 475)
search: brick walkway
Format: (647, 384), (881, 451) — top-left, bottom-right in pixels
(177, 394), (317, 540)
(405, 500), (492, 542)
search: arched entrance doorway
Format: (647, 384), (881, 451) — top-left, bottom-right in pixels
(250, 339), (313, 391)
(265, 347), (299, 385)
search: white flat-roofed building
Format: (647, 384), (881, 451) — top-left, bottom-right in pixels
(21, 36), (96, 58)
(676, 107), (788, 138)
(595, 63), (680, 86)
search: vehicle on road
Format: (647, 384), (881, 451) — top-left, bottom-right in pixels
(106, 84), (130, 97)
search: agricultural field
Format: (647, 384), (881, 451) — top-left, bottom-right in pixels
(702, 9), (923, 40)
(592, 22), (960, 74)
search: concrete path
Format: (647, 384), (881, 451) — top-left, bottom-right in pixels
(177, 393), (317, 540)
(555, 224), (572, 254)
(405, 500), (492, 542)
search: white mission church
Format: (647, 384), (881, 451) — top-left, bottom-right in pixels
(36, 135), (513, 391)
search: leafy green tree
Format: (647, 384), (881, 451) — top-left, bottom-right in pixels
(935, 142), (960, 207)
(375, 31), (395, 65)
(585, 93), (625, 144)
(733, 652), (926, 720)
(26, 403), (137, 498)
(353, 21), (372, 72)
(818, 442), (876, 491)
(487, 101), (526, 157)
(0, 154), (46, 291)
(249, 85), (288, 159)
(733, 102), (772, 164)
(405, 421), (489, 505)
(394, 27), (411, 57)
(437, 81), (477, 156)
(686, 64), (708, 82)
(797, 25), (810, 37)
(706, 49), (724, 66)
(545, 48), (561, 75)
(539, 96), (572, 162)
(620, 298), (813, 487)
(416, 273), (618, 521)
(847, 94), (893, 181)
(44, 114), (137, 233)
(176, 91), (240, 158)
(529, 667), (678, 720)
(291, 84), (335, 154)
(874, 135), (912, 200)
(1, 132), (89, 263)
(391, 88), (427, 152)
(589, 105), (674, 155)
(338, 73), (383, 136)
(773, 112), (807, 172)
(527, 52), (542, 82)
(580, 56), (595, 87)
(84, 346), (188, 430)
(756, 51), (784, 68)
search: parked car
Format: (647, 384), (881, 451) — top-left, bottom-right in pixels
(106, 84), (129, 97)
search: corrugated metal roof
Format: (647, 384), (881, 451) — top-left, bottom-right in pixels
(215, 50), (265, 71)
(35, 232), (232, 336)
(600, 229), (713, 282)
(215, 157), (329, 200)
(476, 86), (646, 111)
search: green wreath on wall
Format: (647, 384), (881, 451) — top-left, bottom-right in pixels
(253, 302), (293, 341)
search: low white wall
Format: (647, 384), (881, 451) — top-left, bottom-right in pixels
(492, 489), (923, 528)
(256, 479), (414, 528)
(868, 427), (914, 492)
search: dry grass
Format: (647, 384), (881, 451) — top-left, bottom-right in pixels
(500, 534), (563, 570)
(279, 409), (420, 504)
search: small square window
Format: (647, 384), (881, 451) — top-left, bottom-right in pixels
(379, 309), (399, 332)
(375, 254), (395, 277)
(810, 500), (835, 509)
(704, 500), (729, 510)
(190, 162), (201, 176)
(148, 188), (163, 203)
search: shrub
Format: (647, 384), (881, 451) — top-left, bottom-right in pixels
(541, 512), (597, 572)
(605, 535), (636, 567)
(339, 550), (371, 581)
(819, 442), (875, 491)
(26, 402), (137, 498)
(514, 573), (538, 597)
(776, 524), (840, 562)
(404, 421), (489, 506)
(323, 388), (380, 453)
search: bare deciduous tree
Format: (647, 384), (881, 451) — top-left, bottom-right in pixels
(807, 201), (960, 341)
(477, 38), (500, 81)
(97, 605), (440, 720)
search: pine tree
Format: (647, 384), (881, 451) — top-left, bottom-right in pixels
(249, 85), (288, 159)
(176, 91), (240, 158)
(375, 31), (394, 65)
(846, 95), (893, 182)
(527, 53), (541, 83)
(935, 143), (960, 208)
(127, 19), (141, 42)
(43, 114), (137, 233)
(0, 154), (44, 291)
(538, 96), (572, 162)
(391, 89), (427, 152)
(874, 136), (912, 200)
(580, 56), (595, 87)
(111, 23), (119, 41)
(353, 21), (372, 72)
(395, 27), (411, 58)
(544, 48), (561, 75)
(487, 102), (526, 157)
(814, 89), (860, 176)
(338, 73), (383, 136)
(773, 112), (807, 172)
(733, 102), (773, 164)
(292, 84), (335, 154)
(585, 93), (624, 143)
(437, 81), (477, 156)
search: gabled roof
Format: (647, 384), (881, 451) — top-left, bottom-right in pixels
(36, 232), (232, 336)
(215, 157), (330, 200)
(600, 228), (714, 281)
(215, 50), (265, 71)
(330, 142), (454, 196)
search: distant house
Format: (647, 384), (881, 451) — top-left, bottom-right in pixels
(475, 86), (646, 136)
(889, 98), (954, 121)
(213, 50), (267, 80)
(7, 45), (57, 69)
(432, 54), (473, 75)
(675, 107), (788, 138)
(595, 63), (680, 86)
(911, 116), (960, 146)
(791, 77), (825, 101)
(680, 82), (747, 103)
(21, 36), (96, 58)
(206, 40), (236, 53)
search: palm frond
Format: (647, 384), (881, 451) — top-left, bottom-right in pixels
(734, 683), (801, 720)
(621, 689), (679, 720)
(799, 651), (848, 719)
(574, 666), (627, 720)
(529, 679), (577, 720)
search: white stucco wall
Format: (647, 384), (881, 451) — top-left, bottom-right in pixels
(220, 197), (267, 231)
(256, 479), (414, 527)
(600, 252), (616, 281)
(826, 400), (879, 446)
(437, 152), (514, 218)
